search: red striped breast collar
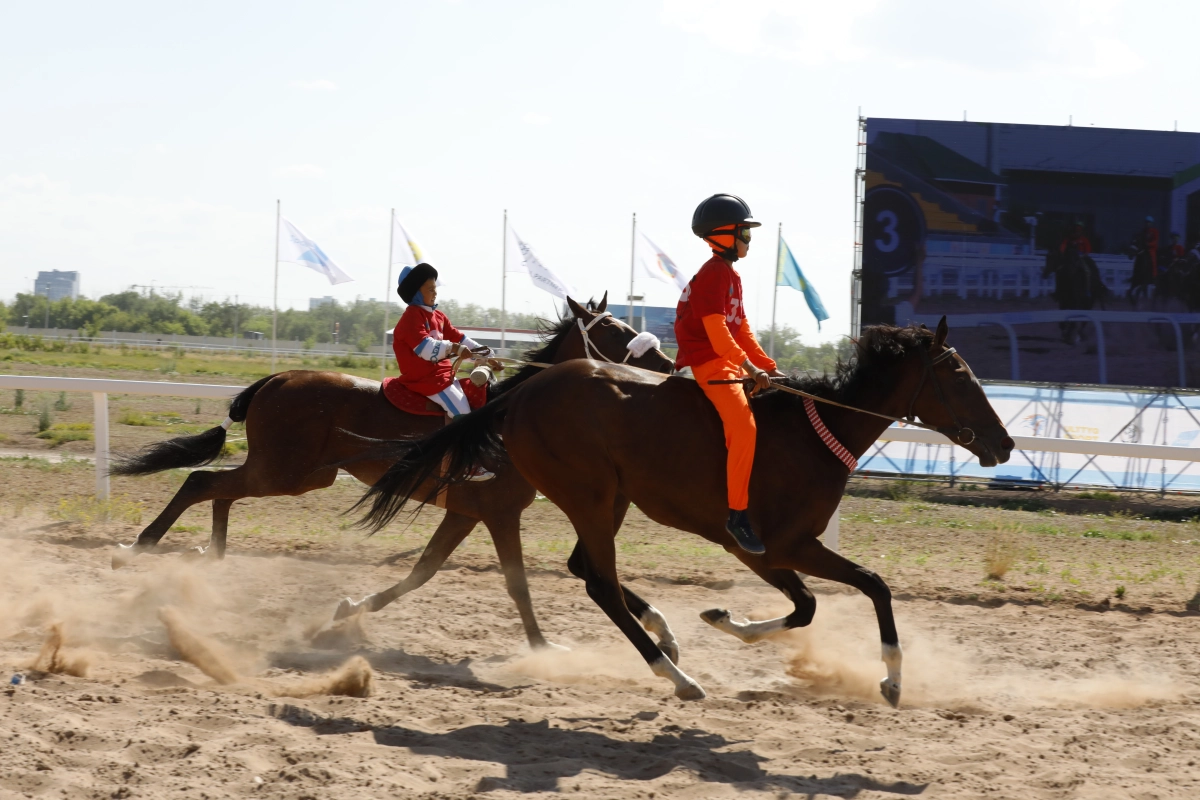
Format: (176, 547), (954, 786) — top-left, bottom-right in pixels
(804, 396), (858, 472)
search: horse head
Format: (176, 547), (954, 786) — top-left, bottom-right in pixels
(905, 316), (1014, 468)
(564, 294), (674, 374)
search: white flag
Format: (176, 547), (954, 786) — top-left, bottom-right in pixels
(506, 226), (577, 301)
(278, 218), (354, 285)
(392, 217), (424, 267)
(634, 230), (688, 292)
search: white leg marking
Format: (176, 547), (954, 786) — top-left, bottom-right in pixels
(649, 655), (705, 700)
(700, 608), (788, 644)
(639, 605), (680, 661)
(880, 642), (903, 708)
(111, 542), (146, 570)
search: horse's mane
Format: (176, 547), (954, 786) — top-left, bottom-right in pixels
(755, 323), (936, 409)
(488, 313), (577, 399)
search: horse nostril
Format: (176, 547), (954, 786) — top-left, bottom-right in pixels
(1001, 436), (1015, 452)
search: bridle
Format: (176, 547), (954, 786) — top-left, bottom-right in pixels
(577, 311), (642, 364)
(904, 346), (976, 446)
(744, 344), (977, 448)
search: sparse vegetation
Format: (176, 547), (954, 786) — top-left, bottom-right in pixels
(1077, 490), (1120, 501)
(984, 533), (1021, 580)
(52, 493), (143, 525)
(35, 422), (93, 447)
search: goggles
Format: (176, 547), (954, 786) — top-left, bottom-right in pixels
(735, 227), (752, 244)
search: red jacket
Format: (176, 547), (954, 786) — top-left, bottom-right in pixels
(393, 304), (466, 395)
(675, 255), (747, 369)
(1060, 235), (1091, 255)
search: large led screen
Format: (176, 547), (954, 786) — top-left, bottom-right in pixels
(860, 118), (1200, 388)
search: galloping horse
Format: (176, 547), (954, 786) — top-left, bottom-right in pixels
(1042, 248), (1107, 343)
(1126, 244), (1157, 307)
(110, 295), (674, 652)
(356, 318), (1013, 707)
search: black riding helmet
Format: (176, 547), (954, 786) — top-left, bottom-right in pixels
(691, 194), (761, 237)
(397, 262), (438, 305)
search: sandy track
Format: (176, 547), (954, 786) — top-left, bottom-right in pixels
(1, 503), (1198, 800)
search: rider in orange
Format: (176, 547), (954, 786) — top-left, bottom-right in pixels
(675, 194), (785, 554)
(1059, 223), (1092, 256)
(1139, 217), (1160, 277)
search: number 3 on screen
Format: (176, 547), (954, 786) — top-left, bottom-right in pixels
(875, 210), (899, 253)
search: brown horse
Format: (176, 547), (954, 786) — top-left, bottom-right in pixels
(356, 318), (1014, 706)
(110, 295), (674, 652)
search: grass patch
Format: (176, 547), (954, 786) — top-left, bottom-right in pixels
(1082, 529), (1157, 542)
(170, 523), (204, 533)
(1076, 490), (1120, 501)
(118, 410), (155, 426)
(52, 494), (143, 525)
(984, 533), (1020, 580)
(35, 422), (93, 447)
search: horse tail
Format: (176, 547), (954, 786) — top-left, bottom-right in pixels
(109, 374), (274, 476)
(352, 392), (512, 534)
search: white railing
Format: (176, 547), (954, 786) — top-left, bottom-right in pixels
(7, 374), (1200, 554)
(0, 375), (242, 500)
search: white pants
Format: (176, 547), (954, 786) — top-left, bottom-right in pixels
(428, 381), (472, 417)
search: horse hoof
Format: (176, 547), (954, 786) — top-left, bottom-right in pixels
(180, 547), (206, 562)
(675, 682), (707, 701)
(879, 678), (901, 709)
(111, 543), (141, 571)
(333, 598), (360, 621)
(659, 641), (680, 666)
(534, 641), (570, 653)
(699, 608), (730, 627)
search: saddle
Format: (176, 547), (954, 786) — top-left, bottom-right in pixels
(381, 377), (489, 416)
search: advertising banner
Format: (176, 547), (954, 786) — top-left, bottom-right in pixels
(863, 383), (1200, 491)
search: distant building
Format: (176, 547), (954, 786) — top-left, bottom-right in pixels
(35, 270), (80, 302)
(309, 296), (335, 310)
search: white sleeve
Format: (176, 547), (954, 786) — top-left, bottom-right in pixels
(413, 337), (453, 362)
(459, 336), (481, 351)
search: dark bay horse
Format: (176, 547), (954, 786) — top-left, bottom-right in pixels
(110, 295), (674, 652)
(1043, 248), (1107, 343)
(356, 318), (1013, 706)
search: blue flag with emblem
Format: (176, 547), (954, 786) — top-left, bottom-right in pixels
(777, 236), (828, 330)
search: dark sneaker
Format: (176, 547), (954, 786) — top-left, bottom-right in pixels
(725, 509), (765, 554)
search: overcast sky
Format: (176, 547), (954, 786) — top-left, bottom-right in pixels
(4, 0), (1198, 341)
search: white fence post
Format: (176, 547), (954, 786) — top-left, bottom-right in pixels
(93, 392), (109, 500)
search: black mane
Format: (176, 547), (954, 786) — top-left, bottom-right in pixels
(488, 313), (577, 399)
(756, 323), (937, 407)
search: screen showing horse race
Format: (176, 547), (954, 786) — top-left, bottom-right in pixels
(859, 118), (1200, 388)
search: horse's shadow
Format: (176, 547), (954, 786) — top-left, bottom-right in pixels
(269, 705), (927, 796)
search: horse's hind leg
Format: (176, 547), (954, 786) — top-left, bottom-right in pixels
(566, 504), (705, 700)
(700, 551), (815, 644)
(784, 538), (902, 708)
(334, 511), (478, 619)
(113, 468), (248, 570)
(567, 540), (680, 664)
(485, 515), (562, 652)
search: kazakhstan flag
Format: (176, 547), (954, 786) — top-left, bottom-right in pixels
(777, 237), (829, 330)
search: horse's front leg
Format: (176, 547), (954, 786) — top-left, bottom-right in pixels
(700, 548), (815, 644)
(782, 538), (903, 708)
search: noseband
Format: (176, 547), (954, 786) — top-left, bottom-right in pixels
(577, 312), (640, 364)
(905, 346), (975, 446)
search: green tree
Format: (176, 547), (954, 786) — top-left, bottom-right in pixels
(757, 325), (854, 377)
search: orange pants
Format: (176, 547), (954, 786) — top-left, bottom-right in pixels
(693, 358), (756, 511)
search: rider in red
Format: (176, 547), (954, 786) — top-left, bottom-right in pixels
(1168, 232), (1186, 263)
(1139, 217), (1160, 277)
(1059, 223), (1092, 257)
(675, 194), (785, 554)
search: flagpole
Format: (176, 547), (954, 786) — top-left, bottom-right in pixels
(382, 208), (394, 381)
(770, 222), (781, 360)
(500, 209), (508, 352)
(271, 199), (280, 373)
(628, 212), (636, 327)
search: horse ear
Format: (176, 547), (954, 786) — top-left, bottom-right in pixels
(932, 315), (949, 350)
(596, 291), (608, 313)
(566, 296), (590, 320)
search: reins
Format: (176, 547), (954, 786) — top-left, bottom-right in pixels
(706, 345), (976, 446)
